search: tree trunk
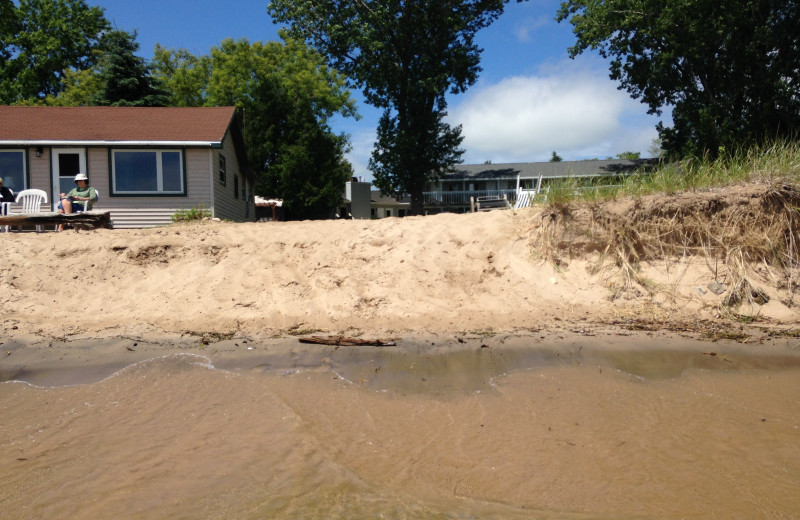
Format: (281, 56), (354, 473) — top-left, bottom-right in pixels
(409, 186), (425, 216)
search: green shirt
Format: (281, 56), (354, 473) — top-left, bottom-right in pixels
(66, 186), (97, 209)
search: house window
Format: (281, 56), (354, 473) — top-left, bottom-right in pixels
(0, 150), (26, 192)
(219, 155), (226, 186)
(233, 174), (239, 199)
(112, 150), (184, 195)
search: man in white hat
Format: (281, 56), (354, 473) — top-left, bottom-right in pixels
(57, 173), (98, 231)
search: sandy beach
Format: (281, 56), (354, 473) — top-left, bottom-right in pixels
(2, 192), (800, 519)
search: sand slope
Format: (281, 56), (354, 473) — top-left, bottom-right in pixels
(2, 194), (797, 342)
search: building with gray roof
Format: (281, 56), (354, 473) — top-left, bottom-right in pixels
(424, 158), (658, 213)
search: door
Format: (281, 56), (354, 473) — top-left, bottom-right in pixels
(52, 149), (86, 209)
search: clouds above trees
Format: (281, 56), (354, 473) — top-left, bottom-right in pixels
(448, 60), (661, 163)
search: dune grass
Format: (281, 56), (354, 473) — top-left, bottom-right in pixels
(542, 140), (800, 205)
(531, 141), (800, 315)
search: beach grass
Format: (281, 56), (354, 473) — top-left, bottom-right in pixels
(530, 141), (800, 314)
(542, 140), (800, 205)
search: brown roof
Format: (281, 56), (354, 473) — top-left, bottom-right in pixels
(0, 106), (237, 144)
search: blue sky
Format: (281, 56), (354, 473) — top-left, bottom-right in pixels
(91, 0), (666, 181)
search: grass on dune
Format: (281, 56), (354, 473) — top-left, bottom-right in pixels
(529, 141), (800, 315)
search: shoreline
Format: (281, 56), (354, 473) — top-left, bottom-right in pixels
(4, 325), (800, 389)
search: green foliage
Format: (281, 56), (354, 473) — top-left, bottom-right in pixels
(91, 30), (169, 107)
(42, 66), (101, 106)
(550, 151), (563, 162)
(268, 0), (524, 214)
(541, 140), (800, 208)
(616, 151), (640, 160)
(47, 30), (169, 107)
(151, 45), (211, 107)
(152, 38), (357, 219)
(369, 109), (464, 206)
(557, 0), (800, 160)
(0, 0), (109, 103)
(265, 113), (354, 220)
(171, 207), (211, 223)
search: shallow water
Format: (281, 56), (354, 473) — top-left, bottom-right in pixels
(1, 341), (799, 519)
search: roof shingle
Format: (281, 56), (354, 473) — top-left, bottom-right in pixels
(0, 106), (237, 144)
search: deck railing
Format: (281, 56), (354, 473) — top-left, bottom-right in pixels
(423, 189), (517, 206)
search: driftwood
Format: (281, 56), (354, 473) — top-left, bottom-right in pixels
(298, 335), (397, 347)
(0, 211), (112, 230)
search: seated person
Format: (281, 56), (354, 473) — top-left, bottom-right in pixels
(58, 173), (98, 231)
(0, 177), (14, 204)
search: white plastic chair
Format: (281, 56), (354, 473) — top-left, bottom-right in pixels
(12, 189), (48, 232)
(76, 188), (99, 212)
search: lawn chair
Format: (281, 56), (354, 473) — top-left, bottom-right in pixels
(56, 189), (99, 230)
(12, 189), (48, 232)
(82, 188), (99, 211)
(471, 194), (510, 212)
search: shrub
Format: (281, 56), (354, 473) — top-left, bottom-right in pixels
(171, 207), (211, 223)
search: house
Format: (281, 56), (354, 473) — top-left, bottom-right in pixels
(339, 180), (410, 220)
(424, 159), (658, 213)
(0, 105), (255, 228)
(370, 191), (410, 218)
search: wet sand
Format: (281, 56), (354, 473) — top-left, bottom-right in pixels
(2, 332), (800, 519)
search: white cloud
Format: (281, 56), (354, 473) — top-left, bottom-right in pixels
(334, 58), (665, 181)
(514, 16), (550, 43)
(448, 60), (661, 163)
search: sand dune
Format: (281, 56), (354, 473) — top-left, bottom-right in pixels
(2, 193), (797, 343)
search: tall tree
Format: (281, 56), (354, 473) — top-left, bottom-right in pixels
(46, 30), (170, 106)
(0, 0), (109, 103)
(557, 0), (800, 158)
(151, 45), (211, 107)
(152, 38), (358, 219)
(268, 0), (525, 215)
(90, 30), (169, 106)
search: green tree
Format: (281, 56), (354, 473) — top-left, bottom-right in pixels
(151, 45), (211, 107)
(0, 0), (109, 103)
(268, 0), (525, 215)
(550, 151), (563, 162)
(46, 30), (170, 107)
(91, 30), (169, 106)
(557, 0), (800, 159)
(152, 38), (358, 219)
(616, 151), (640, 160)
(43, 66), (101, 106)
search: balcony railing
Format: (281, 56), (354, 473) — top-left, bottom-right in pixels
(423, 189), (517, 206)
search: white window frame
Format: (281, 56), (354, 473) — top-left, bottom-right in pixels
(111, 149), (185, 195)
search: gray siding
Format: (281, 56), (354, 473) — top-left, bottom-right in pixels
(19, 140), (254, 228)
(28, 147), (50, 211)
(104, 148), (214, 228)
(212, 134), (254, 222)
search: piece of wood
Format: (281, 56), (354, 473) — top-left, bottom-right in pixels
(0, 211), (112, 230)
(298, 335), (397, 347)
